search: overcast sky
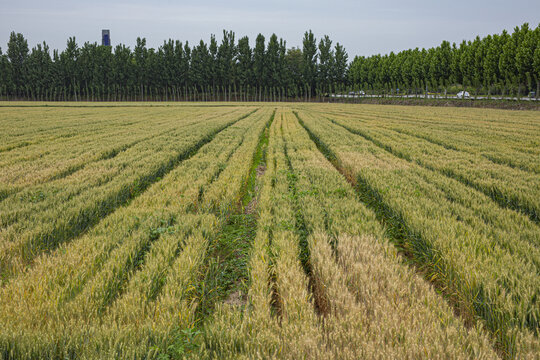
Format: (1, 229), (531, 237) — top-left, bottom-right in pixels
(1, 0), (539, 58)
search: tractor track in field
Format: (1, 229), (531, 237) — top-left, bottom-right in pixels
(152, 110), (276, 358)
(196, 110), (274, 315)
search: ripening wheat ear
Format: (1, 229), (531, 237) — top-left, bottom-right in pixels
(1, 103), (538, 359)
(293, 106), (540, 358)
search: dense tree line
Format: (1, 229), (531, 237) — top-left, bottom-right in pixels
(0, 24), (538, 101)
(349, 23), (540, 98)
(0, 30), (348, 101)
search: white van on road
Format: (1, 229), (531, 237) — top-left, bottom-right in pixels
(457, 91), (471, 99)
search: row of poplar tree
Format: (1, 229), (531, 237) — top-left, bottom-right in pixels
(0, 30), (348, 101)
(0, 24), (538, 101)
(349, 23), (540, 98)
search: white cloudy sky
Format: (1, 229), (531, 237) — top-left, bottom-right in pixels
(1, 0), (539, 57)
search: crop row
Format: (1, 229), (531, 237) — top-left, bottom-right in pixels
(0, 107), (273, 358)
(311, 104), (540, 154)
(0, 107), (239, 190)
(0, 107), (256, 280)
(296, 109), (539, 358)
(195, 109), (499, 359)
(283, 108), (503, 359)
(1, 104), (537, 359)
(321, 112), (540, 222)
(312, 104), (540, 135)
(0, 106), (166, 150)
(308, 104), (540, 173)
(199, 109), (326, 358)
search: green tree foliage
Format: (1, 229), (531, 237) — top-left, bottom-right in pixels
(7, 32), (29, 97)
(236, 36), (253, 97)
(317, 35), (334, 94)
(191, 40), (211, 94)
(348, 23), (540, 97)
(1, 24), (538, 101)
(253, 33), (266, 100)
(483, 35), (500, 96)
(285, 47), (303, 98)
(533, 29), (540, 98)
(266, 34), (280, 96)
(0, 47), (12, 97)
(333, 43), (348, 86)
(516, 25), (535, 95)
(25, 42), (52, 100)
(302, 30), (318, 98)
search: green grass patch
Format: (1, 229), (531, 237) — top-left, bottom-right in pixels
(194, 214), (256, 318)
(240, 110), (274, 209)
(156, 110), (274, 359)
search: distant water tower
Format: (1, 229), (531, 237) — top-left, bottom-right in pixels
(102, 30), (111, 46)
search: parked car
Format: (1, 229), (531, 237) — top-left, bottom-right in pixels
(457, 91), (470, 99)
(529, 91), (536, 98)
(357, 90), (366, 96)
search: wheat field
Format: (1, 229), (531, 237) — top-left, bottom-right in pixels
(0, 102), (538, 359)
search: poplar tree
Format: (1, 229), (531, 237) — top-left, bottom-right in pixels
(302, 30), (317, 99)
(333, 43), (348, 87)
(533, 31), (540, 98)
(253, 34), (266, 101)
(0, 47), (12, 98)
(516, 25), (535, 96)
(266, 34), (280, 100)
(500, 29), (518, 96)
(483, 35), (500, 96)
(236, 36), (252, 100)
(7, 32), (29, 98)
(317, 35), (333, 94)
(285, 47), (303, 99)
(1, 24), (538, 101)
